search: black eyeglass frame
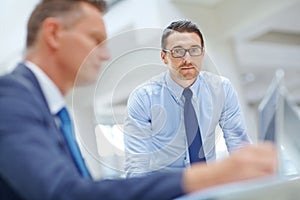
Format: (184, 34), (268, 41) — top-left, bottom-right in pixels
(162, 46), (203, 58)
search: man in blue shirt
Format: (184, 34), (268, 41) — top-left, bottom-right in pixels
(124, 20), (252, 177)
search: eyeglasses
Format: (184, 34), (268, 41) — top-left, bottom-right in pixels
(163, 46), (203, 58)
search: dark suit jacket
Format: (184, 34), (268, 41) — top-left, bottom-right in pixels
(0, 63), (184, 200)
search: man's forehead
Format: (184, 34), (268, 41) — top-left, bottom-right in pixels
(167, 32), (201, 47)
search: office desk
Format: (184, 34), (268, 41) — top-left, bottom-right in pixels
(178, 176), (300, 200)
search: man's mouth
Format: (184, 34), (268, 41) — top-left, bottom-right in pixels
(180, 65), (195, 70)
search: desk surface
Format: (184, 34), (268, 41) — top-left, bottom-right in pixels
(178, 176), (300, 200)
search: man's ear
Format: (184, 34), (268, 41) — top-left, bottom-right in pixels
(42, 17), (63, 50)
(202, 47), (206, 57)
(161, 51), (168, 64)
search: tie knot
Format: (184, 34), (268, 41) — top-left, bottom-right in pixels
(57, 107), (71, 123)
(183, 88), (193, 100)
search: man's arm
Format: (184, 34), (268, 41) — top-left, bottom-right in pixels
(123, 89), (154, 177)
(182, 142), (277, 193)
(219, 79), (252, 151)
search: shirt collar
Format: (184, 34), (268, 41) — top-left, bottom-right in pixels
(189, 73), (201, 96)
(24, 61), (65, 115)
(165, 71), (184, 102)
(165, 71), (201, 101)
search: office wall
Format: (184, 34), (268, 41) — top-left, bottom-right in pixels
(0, 0), (39, 74)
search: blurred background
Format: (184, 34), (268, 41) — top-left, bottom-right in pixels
(1, 0), (300, 179)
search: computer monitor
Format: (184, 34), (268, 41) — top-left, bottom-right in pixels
(257, 70), (300, 176)
(257, 70), (284, 142)
(277, 93), (300, 176)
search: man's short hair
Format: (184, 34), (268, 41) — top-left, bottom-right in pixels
(26, 0), (106, 48)
(161, 20), (204, 49)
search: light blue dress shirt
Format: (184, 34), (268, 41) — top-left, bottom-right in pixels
(124, 71), (251, 177)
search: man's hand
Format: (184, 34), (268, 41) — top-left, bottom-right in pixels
(182, 142), (277, 193)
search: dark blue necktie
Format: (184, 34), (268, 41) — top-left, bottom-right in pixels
(183, 88), (206, 163)
(57, 107), (91, 178)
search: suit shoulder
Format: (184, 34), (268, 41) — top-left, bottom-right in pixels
(0, 73), (48, 125)
(0, 73), (33, 97)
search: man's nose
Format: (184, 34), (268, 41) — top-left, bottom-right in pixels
(182, 51), (192, 62)
(97, 45), (110, 61)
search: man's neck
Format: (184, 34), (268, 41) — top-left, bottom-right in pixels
(170, 73), (197, 88)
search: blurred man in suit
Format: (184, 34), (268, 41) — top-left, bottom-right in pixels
(0, 0), (277, 200)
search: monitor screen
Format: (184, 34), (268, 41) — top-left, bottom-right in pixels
(257, 70), (284, 142)
(258, 69), (300, 177)
(278, 95), (300, 176)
